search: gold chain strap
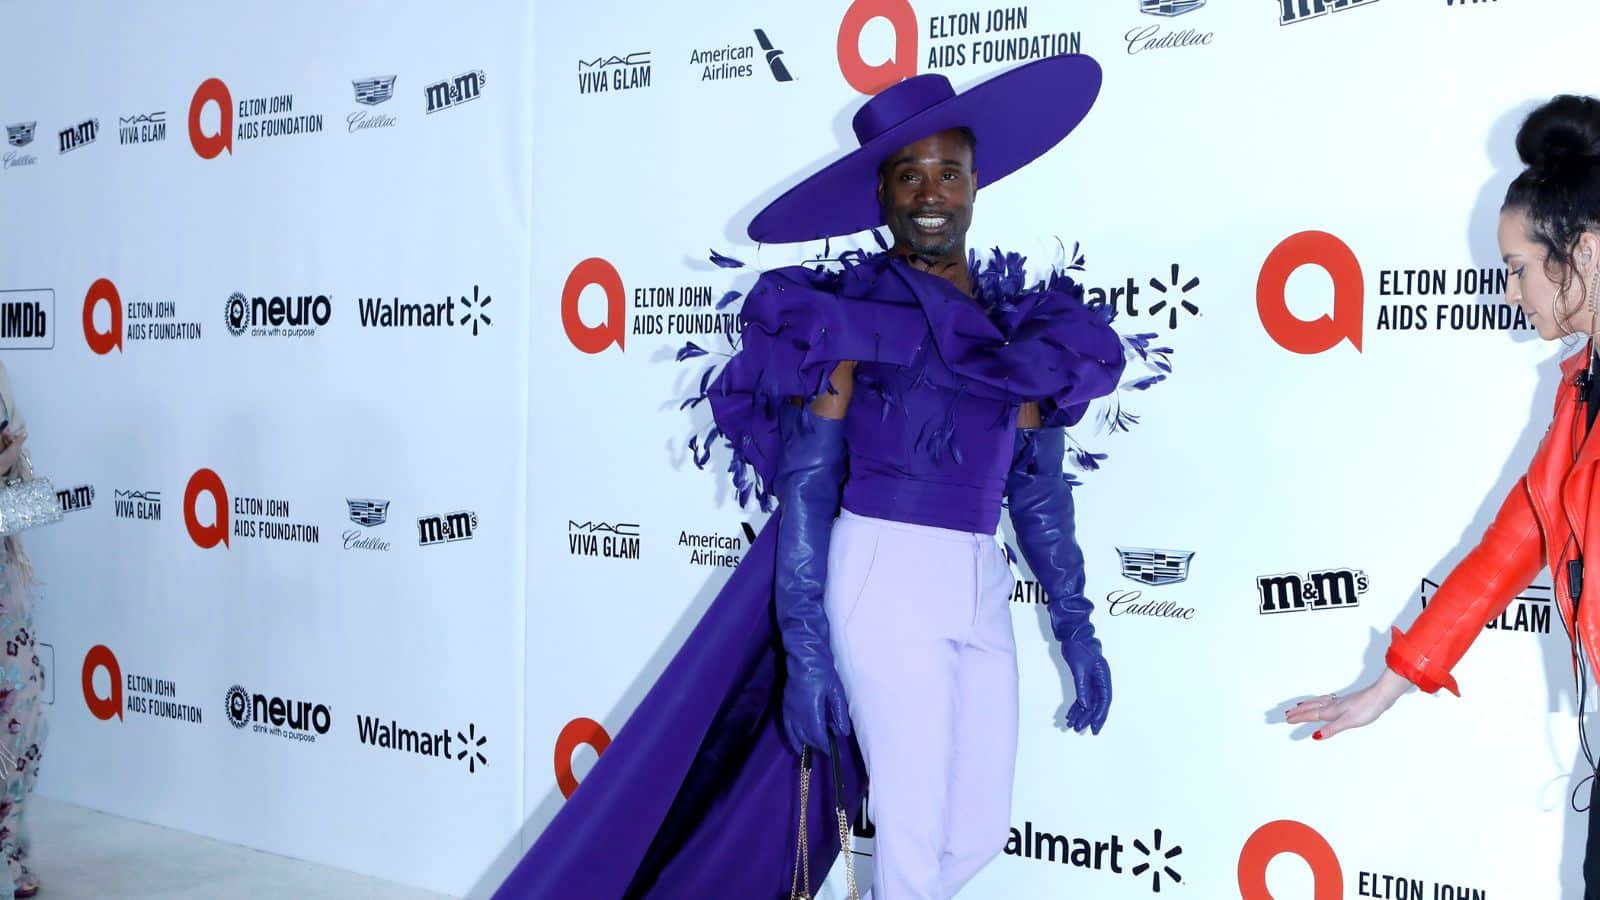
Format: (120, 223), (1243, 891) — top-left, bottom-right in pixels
(791, 745), (860, 900)
(836, 804), (860, 900)
(790, 748), (812, 900)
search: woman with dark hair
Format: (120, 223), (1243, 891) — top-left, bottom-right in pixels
(1286, 94), (1600, 894)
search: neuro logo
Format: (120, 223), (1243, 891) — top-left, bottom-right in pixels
(225, 685), (250, 728)
(1238, 820), (1342, 900)
(225, 684), (333, 741)
(1258, 230), (1364, 354)
(189, 78), (234, 159)
(1130, 829), (1183, 891)
(755, 29), (794, 82)
(353, 76), (397, 106)
(81, 645), (122, 721)
(83, 278), (123, 355)
(838, 0), (918, 94)
(1144, 264), (1201, 329)
(561, 258), (627, 354)
(224, 291), (332, 337)
(184, 468), (229, 549)
(555, 717), (612, 798)
(225, 293), (248, 336)
(455, 723), (488, 773)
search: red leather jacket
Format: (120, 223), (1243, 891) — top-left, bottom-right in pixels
(1389, 350), (1600, 694)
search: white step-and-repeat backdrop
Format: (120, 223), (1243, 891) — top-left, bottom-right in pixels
(526, 1), (1599, 898)
(3, 0), (1597, 897)
(0, 1), (531, 896)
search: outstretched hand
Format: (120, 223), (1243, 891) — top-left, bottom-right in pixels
(1284, 669), (1411, 740)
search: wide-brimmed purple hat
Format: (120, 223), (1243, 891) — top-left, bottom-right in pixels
(747, 53), (1102, 244)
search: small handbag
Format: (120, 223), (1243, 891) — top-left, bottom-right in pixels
(789, 736), (860, 900)
(0, 468), (60, 537)
(0, 393), (59, 537)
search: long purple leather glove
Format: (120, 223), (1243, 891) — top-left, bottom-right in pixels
(773, 403), (852, 756)
(1006, 426), (1111, 735)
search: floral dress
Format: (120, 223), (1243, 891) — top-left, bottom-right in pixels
(0, 365), (44, 899)
(0, 531), (42, 897)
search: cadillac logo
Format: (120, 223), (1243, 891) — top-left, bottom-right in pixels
(1117, 547), (1195, 586)
(1141, 0), (1206, 14)
(353, 76), (398, 106)
(5, 122), (35, 148)
(347, 498), (390, 527)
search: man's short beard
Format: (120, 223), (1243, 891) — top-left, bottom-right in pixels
(907, 232), (961, 257)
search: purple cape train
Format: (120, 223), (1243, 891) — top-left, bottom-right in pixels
(495, 515), (866, 899)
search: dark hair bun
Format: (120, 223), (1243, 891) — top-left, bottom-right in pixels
(1517, 95), (1600, 170)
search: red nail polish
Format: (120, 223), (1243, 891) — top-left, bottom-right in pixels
(1313, 731), (1323, 741)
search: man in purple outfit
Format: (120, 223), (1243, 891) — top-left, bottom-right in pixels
(500, 53), (1123, 899)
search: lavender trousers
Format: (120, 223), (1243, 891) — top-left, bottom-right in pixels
(824, 509), (1019, 900)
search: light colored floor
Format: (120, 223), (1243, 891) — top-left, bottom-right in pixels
(25, 797), (452, 900)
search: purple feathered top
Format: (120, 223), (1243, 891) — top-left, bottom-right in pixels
(696, 250), (1125, 534)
